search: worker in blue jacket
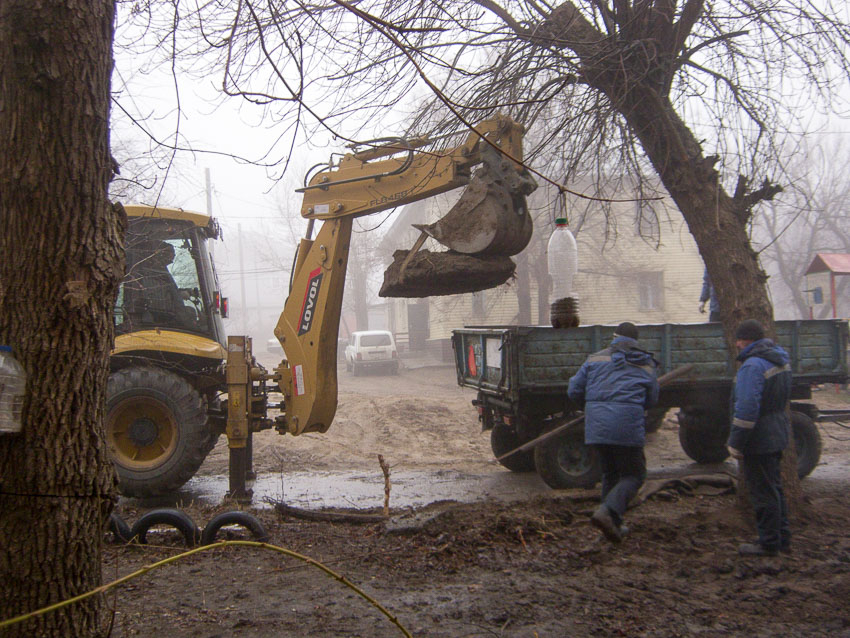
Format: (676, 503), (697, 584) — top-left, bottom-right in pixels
(727, 319), (793, 557)
(568, 322), (659, 543)
(699, 267), (721, 321)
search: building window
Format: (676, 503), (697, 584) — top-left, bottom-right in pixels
(637, 272), (664, 311)
(472, 290), (485, 317)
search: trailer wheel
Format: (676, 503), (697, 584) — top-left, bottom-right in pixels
(645, 408), (668, 434)
(792, 411), (821, 479)
(106, 366), (216, 498)
(534, 420), (601, 489)
(676, 408), (730, 464)
(490, 423), (536, 472)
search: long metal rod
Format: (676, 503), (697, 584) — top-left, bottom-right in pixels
(496, 364), (695, 461)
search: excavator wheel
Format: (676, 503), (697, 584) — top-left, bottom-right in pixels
(106, 366), (217, 498)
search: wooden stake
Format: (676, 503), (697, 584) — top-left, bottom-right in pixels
(378, 454), (391, 517)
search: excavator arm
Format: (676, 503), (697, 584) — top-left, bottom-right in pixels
(275, 115), (534, 437)
(298, 116), (527, 220)
(225, 116), (535, 498)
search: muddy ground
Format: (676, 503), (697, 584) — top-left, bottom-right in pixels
(103, 361), (850, 637)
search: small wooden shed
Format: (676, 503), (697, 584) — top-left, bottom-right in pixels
(805, 253), (850, 318)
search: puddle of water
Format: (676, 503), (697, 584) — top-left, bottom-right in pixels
(121, 469), (554, 510)
(120, 456), (847, 511)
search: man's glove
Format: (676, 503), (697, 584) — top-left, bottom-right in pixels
(727, 446), (743, 460)
(698, 301), (706, 314)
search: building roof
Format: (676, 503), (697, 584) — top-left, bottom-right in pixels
(805, 253), (850, 275)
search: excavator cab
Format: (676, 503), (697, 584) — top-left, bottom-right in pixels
(108, 205), (229, 498)
(115, 207), (227, 343)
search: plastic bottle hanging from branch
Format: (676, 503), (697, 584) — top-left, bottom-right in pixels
(547, 203), (580, 329)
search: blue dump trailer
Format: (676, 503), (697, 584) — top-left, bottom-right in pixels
(452, 320), (849, 489)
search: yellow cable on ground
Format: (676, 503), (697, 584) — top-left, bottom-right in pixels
(0, 540), (413, 637)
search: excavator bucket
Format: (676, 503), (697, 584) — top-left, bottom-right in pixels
(380, 144), (537, 298)
(413, 146), (536, 256)
(379, 249), (516, 298)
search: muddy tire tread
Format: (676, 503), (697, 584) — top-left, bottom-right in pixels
(108, 366), (215, 498)
(490, 423), (536, 472)
(533, 420), (601, 489)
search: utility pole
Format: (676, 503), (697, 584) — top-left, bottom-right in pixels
(238, 223), (248, 334)
(205, 168), (215, 260)
(205, 168), (213, 215)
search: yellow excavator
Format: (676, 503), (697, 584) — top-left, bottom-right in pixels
(108, 115), (536, 499)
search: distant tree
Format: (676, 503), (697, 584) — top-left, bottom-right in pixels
(754, 138), (850, 319)
(0, 1), (123, 636)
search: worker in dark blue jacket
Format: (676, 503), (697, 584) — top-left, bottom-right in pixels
(568, 322), (659, 543)
(727, 319), (793, 557)
(699, 267), (721, 321)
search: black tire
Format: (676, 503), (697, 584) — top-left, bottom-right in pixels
(792, 410), (822, 479)
(389, 361), (399, 375)
(201, 511), (270, 545)
(490, 423), (536, 473)
(106, 511), (133, 544)
(645, 408), (668, 434)
(534, 420), (601, 489)
(130, 508), (201, 547)
(676, 408), (730, 464)
(106, 366), (216, 498)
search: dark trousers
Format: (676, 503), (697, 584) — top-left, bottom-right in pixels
(594, 444), (647, 526)
(742, 451), (790, 550)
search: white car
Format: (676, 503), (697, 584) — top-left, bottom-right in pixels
(345, 330), (399, 375)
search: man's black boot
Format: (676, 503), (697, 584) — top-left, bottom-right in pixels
(591, 505), (623, 543)
(738, 542), (778, 557)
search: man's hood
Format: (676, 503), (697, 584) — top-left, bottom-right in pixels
(738, 338), (789, 366)
(610, 336), (656, 367)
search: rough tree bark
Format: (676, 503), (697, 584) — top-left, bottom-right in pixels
(0, 1), (123, 636)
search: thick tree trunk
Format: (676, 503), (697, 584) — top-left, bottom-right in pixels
(608, 91), (802, 511)
(0, 2), (122, 636)
(619, 94), (773, 332)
